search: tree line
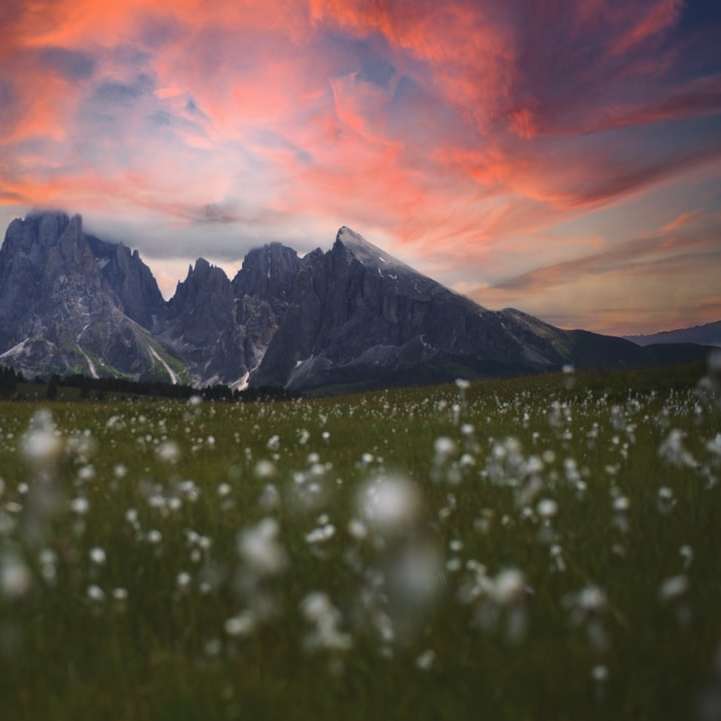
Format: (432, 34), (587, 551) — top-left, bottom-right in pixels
(0, 365), (298, 403)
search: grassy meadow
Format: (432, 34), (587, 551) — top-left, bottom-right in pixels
(1, 362), (721, 721)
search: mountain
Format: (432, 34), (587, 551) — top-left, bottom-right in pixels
(160, 258), (241, 385)
(0, 211), (182, 381)
(250, 227), (708, 392)
(158, 243), (302, 387)
(626, 320), (721, 348)
(0, 211), (711, 392)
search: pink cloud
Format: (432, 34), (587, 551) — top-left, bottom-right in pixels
(0, 0), (719, 333)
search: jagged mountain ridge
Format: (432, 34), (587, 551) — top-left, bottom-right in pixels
(250, 228), (708, 392)
(0, 211), (303, 386)
(159, 245), (300, 387)
(0, 211), (176, 381)
(0, 211), (710, 391)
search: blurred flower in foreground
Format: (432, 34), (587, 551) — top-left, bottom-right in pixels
(357, 475), (420, 536)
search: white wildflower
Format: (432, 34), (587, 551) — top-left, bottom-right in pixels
(238, 518), (287, 575)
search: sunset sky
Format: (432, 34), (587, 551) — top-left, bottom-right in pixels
(1, 0), (720, 335)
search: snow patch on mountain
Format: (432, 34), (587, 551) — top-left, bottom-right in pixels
(149, 346), (178, 385)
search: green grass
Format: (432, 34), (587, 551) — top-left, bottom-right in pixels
(1, 364), (720, 721)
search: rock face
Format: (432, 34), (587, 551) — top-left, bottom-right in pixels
(159, 244), (302, 387)
(232, 242), (301, 311)
(161, 258), (240, 384)
(251, 227), (707, 392)
(85, 234), (165, 330)
(0, 211), (180, 381)
(0, 212), (710, 390)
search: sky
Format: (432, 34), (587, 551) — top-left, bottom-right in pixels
(1, 0), (720, 335)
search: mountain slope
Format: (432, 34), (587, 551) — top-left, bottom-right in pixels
(85, 233), (166, 330)
(0, 211), (183, 382)
(160, 258), (242, 385)
(252, 229), (546, 390)
(0, 212), (710, 391)
(159, 244), (302, 386)
(250, 228), (709, 392)
(626, 320), (721, 348)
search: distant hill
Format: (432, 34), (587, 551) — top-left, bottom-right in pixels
(625, 320), (721, 348)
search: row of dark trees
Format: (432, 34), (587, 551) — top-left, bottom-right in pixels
(0, 365), (298, 403)
(0, 365), (25, 392)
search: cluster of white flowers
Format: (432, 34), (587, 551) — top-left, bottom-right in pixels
(0, 365), (717, 701)
(357, 475), (421, 535)
(301, 592), (352, 652)
(237, 518), (287, 576)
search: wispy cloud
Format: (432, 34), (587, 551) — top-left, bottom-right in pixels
(472, 211), (721, 334)
(0, 0), (719, 331)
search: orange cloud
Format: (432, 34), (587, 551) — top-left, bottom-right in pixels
(610, 0), (682, 55)
(0, 0), (719, 334)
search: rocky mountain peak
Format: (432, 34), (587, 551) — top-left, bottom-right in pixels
(332, 225), (412, 273)
(0, 211), (100, 291)
(183, 257), (225, 284)
(2, 210), (85, 260)
(0, 210), (172, 380)
(84, 232), (165, 329)
(26, 209), (74, 241)
(169, 259), (230, 314)
(233, 242), (300, 303)
(193, 256), (211, 272)
(164, 253), (278, 387)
